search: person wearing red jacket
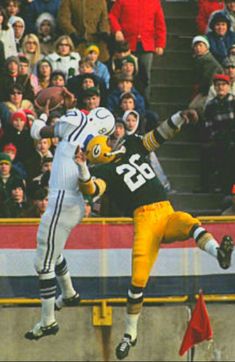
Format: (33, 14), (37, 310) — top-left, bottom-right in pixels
(196, 0), (224, 34)
(109, 0), (166, 107)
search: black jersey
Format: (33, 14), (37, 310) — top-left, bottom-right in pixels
(91, 135), (167, 215)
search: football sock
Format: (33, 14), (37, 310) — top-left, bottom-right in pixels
(193, 226), (219, 258)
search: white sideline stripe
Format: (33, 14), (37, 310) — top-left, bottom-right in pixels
(0, 249), (234, 277)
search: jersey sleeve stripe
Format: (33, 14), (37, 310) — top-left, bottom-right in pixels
(143, 130), (161, 151)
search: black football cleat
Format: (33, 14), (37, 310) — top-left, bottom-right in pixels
(115, 334), (137, 360)
(55, 292), (80, 311)
(217, 235), (234, 269)
(25, 321), (59, 340)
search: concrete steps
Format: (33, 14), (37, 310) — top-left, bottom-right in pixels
(150, 0), (224, 215)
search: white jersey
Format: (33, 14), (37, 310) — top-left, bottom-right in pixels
(49, 109), (94, 191)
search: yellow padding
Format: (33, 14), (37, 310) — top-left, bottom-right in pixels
(143, 131), (160, 152)
(79, 179), (96, 195)
(94, 178), (106, 197)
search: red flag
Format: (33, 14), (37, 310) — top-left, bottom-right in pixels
(179, 292), (213, 356)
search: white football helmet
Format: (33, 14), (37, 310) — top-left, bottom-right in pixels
(87, 107), (115, 136)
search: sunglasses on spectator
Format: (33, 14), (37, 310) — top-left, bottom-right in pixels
(59, 43), (70, 46)
(27, 41), (37, 45)
(226, 65), (235, 68)
(10, 91), (22, 95)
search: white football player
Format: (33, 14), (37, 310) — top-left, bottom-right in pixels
(25, 89), (115, 340)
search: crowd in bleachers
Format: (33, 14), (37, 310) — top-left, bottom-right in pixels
(1, 0), (235, 217)
(191, 0), (235, 214)
(0, 0), (171, 217)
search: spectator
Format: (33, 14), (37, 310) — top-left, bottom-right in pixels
(222, 184), (235, 215)
(5, 0), (21, 20)
(71, 73), (107, 108)
(1, 178), (30, 218)
(50, 70), (66, 88)
(196, 0), (224, 34)
(80, 87), (102, 114)
(221, 0), (235, 31)
(4, 84), (35, 114)
(36, 58), (53, 90)
(2, 142), (27, 179)
(25, 187), (49, 217)
(18, 53), (40, 95)
(228, 43), (235, 55)
(0, 55), (34, 102)
(9, 16), (25, 53)
(207, 55), (235, 102)
(109, 0), (166, 106)
(35, 12), (57, 56)
(207, 10), (235, 64)
(108, 40), (138, 78)
(0, 6), (17, 59)
(21, 33), (42, 74)
(0, 152), (25, 204)
(1, 110), (35, 179)
(46, 35), (81, 80)
(57, 0), (111, 62)
(23, 0), (61, 34)
(199, 74), (235, 193)
(107, 73), (145, 115)
(84, 44), (110, 88)
(67, 59), (108, 106)
(29, 156), (53, 197)
(189, 35), (223, 117)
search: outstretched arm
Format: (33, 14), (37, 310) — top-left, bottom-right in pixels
(142, 109), (198, 153)
(74, 147), (107, 198)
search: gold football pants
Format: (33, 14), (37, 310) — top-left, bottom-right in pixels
(132, 200), (200, 288)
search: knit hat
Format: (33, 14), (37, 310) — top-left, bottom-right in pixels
(5, 56), (20, 67)
(11, 110), (27, 123)
(10, 178), (26, 192)
(84, 44), (100, 56)
(82, 86), (100, 98)
(223, 56), (235, 67)
(231, 184), (235, 194)
(0, 152), (12, 166)
(3, 143), (17, 155)
(24, 109), (35, 123)
(121, 55), (136, 67)
(35, 12), (56, 32)
(115, 73), (134, 83)
(209, 11), (231, 30)
(122, 110), (140, 135)
(192, 35), (210, 49)
(213, 73), (230, 84)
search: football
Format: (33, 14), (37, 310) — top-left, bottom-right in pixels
(35, 87), (64, 110)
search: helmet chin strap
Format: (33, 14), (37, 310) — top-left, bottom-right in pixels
(105, 145), (126, 158)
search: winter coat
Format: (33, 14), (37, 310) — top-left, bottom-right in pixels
(109, 0), (166, 51)
(0, 73), (34, 102)
(24, 0), (61, 34)
(107, 87), (145, 114)
(57, 0), (110, 62)
(196, 0), (224, 34)
(0, 23), (17, 59)
(192, 51), (223, 95)
(46, 51), (81, 80)
(207, 30), (235, 64)
(94, 61), (110, 89)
